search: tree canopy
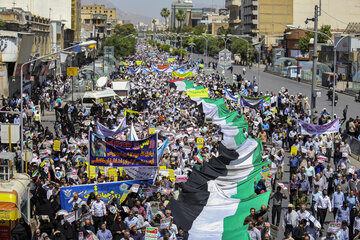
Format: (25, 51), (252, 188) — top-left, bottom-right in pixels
(299, 25), (332, 55)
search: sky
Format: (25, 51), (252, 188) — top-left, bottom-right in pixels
(109, 0), (225, 19)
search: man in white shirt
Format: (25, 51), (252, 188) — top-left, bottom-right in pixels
(248, 221), (261, 240)
(91, 195), (106, 233)
(315, 189), (332, 228)
(297, 204), (310, 224)
(282, 204), (299, 234)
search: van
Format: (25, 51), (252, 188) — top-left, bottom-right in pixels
(112, 80), (130, 98)
(82, 88), (120, 109)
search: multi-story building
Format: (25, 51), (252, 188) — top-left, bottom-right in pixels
(241, 0), (293, 44)
(80, 5), (118, 42)
(225, 0), (241, 34)
(1, 0), (81, 42)
(81, 5), (117, 21)
(293, 0), (360, 31)
(170, 0), (193, 29)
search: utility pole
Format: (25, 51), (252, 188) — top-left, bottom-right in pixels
(309, 1), (321, 122)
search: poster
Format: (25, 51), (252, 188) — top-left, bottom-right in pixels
(300, 118), (340, 135)
(124, 167), (157, 180)
(150, 201), (160, 216)
(186, 88), (209, 98)
(270, 224), (278, 238)
(196, 137), (204, 149)
(130, 184), (140, 193)
(145, 227), (158, 240)
(64, 212), (75, 223)
(290, 146), (298, 156)
(175, 175), (188, 183)
(89, 132), (158, 167)
(160, 217), (171, 229)
(53, 140), (61, 151)
(59, 180), (152, 211)
(328, 223), (341, 233)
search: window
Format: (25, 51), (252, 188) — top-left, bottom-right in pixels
(85, 19), (90, 24)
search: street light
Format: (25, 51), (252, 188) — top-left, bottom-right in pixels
(287, 25), (357, 119)
(20, 40), (96, 172)
(196, 34), (210, 66)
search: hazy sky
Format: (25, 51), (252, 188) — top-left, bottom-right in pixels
(109, 0), (225, 19)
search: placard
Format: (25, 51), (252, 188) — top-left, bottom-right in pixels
(175, 175), (188, 183)
(64, 212), (75, 223)
(53, 140), (61, 152)
(145, 227), (158, 240)
(160, 217), (171, 229)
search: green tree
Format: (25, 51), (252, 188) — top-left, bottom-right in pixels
(230, 38), (250, 61)
(114, 24), (137, 36)
(160, 8), (170, 30)
(152, 19), (157, 32)
(175, 9), (186, 30)
(298, 25), (332, 55)
(181, 25), (193, 33)
(193, 24), (207, 35)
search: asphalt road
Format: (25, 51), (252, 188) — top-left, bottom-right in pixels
(193, 53), (360, 120)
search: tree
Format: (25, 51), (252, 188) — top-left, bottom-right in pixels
(160, 8), (170, 30)
(193, 24), (207, 35)
(230, 38), (250, 61)
(114, 24), (137, 36)
(175, 9), (186, 30)
(181, 25), (193, 33)
(152, 19), (157, 32)
(298, 25), (332, 55)
(217, 26), (234, 36)
(102, 35), (136, 59)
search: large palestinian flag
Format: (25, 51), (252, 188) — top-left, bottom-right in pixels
(168, 90), (271, 239)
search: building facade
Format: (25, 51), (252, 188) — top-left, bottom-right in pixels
(170, 0), (193, 29)
(293, 0), (360, 31)
(81, 5), (117, 21)
(1, 0), (80, 42)
(225, 0), (241, 34)
(241, 0), (293, 44)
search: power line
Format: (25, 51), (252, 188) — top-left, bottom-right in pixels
(321, 9), (348, 25)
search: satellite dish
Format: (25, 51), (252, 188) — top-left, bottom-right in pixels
(96, 76), (107, 88)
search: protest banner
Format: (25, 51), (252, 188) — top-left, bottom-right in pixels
(175, 175), (188, 183)
(124, 167), (157, 180)
(186, 88), (209, 98)
(265, 174), (272, 191)
(145, 227), (158, 240)
(59, 180), (152, 211)
(328, 223), (341, 233)
(160, 217), (172, 229)
(278, 183), (288, 190)
(304, 211), (321, 228)
(300, 118), (340, 135)
(167, 58), (175, 62)
(89, 132), (158, 167)
(261, 167), (271, 180)
(88, 166), (97, 179)
(149, 125), (156, 135)
(130, 184), (140, 193)
(290, 146), (298, 156)
(196, 137), (204, 149)
(348, 165), (356, 174)
(64, 212), (75, 223)
(270, 224), (278, 238)
(53, 140), (61, 151)
(108, 168), (118, 180)
(150, 202), (160, 216)
(168, 169), (175, 182)
(318, 155), (327, 164)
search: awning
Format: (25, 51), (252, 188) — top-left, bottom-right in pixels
(0, 203), (19, 221)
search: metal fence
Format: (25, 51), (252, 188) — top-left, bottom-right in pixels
(348, 135), (360, 157)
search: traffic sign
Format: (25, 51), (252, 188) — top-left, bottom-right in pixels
(66, 67), (78, 76)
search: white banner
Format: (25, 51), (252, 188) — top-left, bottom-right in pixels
(125, 167), (157, 180)
(300, 118), (340, 135)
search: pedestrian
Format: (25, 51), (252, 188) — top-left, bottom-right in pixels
(315, 189), (332, 227)
(270, 186), (287, 226)
(282, 204), (299, 234)
(91, 195), (106, 233)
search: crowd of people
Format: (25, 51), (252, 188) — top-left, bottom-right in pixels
(3, 41), (359, 240)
